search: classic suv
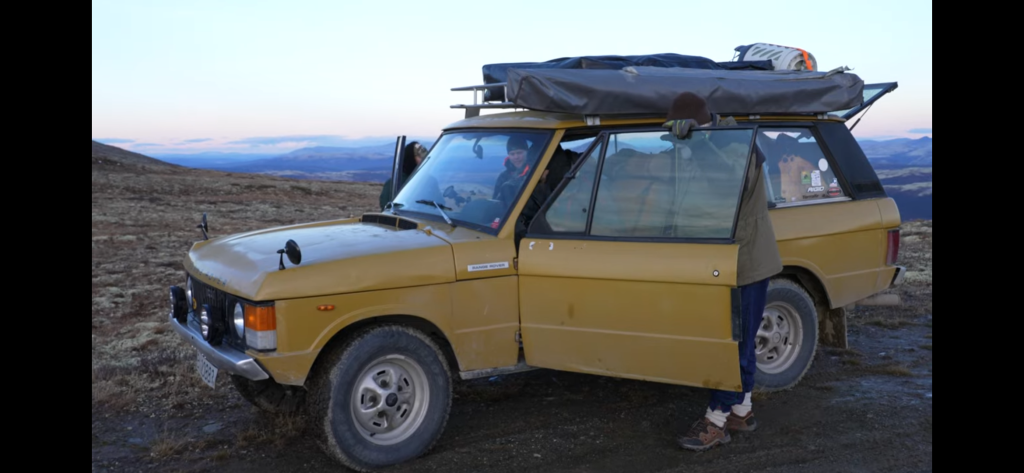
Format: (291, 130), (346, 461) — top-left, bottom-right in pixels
(167, 54), (904, 472)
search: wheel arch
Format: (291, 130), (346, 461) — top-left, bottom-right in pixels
(775, 265), (848, 349)
(306, 314), (461, 386)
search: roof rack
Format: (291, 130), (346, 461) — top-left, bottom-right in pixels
(450, 83), (516, 118)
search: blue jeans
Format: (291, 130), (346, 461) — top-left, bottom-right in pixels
(708, 277), (769, 412)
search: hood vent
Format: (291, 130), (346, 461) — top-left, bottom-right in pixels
(361, 213), (419, 230)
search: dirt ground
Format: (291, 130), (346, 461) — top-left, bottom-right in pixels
(91, 161), (933, 472)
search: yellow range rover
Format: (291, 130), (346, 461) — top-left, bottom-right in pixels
(168, 54), (904, 471)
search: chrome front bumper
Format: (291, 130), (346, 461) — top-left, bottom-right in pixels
(891, 265), (907, 286)
(169, 311), (270, 381)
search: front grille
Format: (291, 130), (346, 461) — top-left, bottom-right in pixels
(188, 273), (246, 351)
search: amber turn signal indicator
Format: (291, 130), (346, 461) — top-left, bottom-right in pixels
(244, 305), (276, 331)
(317, 304), (335, 311)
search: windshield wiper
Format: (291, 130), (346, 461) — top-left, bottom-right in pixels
(415, 200), (454, 225)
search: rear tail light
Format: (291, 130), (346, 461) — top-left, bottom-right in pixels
(244, 305), (276, 351)
(886, 229), (900, 265)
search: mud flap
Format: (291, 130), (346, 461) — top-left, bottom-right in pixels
(818, 306), (848, 349)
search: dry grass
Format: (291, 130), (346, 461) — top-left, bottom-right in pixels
(236, 413), (308, 448)
(149, 431), (189, 459)
(211, 449), (231, 462)
(919, 344), (932, 350)
(92, 164), (381, 416)
(751, 389), (774, 402)
(863, 318), (920, 329)
(863, 364), (914, 377)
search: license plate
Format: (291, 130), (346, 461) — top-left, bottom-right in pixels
(196, 351), (218, 388)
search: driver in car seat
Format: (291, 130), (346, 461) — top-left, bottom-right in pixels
(512, 143), (577, 247)
(493, 135), (532, 200)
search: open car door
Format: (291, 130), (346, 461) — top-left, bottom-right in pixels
(385, 136), (407, 211)
(831, 82), (898, 120)
(516, 125), (758, 391)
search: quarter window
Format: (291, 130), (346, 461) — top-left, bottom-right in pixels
(756, 128), (846, 205)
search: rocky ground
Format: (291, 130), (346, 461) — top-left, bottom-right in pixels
(92, 159), (932, 472)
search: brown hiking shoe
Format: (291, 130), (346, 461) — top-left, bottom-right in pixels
(726, 411), (758, 432)
(677, 416), (731, 451)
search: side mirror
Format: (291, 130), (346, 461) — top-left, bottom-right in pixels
(196, 212), (209, 240)
(277, 239), (302, 270)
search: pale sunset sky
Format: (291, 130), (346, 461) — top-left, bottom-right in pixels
(92, 0), (931, 156)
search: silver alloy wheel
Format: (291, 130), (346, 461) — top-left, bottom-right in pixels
(350, 354), (430, 446)
(755, 301), (804, 374)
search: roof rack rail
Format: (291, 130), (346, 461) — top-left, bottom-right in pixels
(450, 83), (518, 118)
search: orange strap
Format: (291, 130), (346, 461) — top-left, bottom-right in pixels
(767, 43), (813, 71)
(795, 47), (812, 70)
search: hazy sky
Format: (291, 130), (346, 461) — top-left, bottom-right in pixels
(92, 0), (931, 156)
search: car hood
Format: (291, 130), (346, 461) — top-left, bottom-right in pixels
(183, 218), (455, 301)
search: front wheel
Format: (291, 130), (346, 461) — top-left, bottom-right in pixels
(754, 278), (818, 392)
(306, 325), (452, 472)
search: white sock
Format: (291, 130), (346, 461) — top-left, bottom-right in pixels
(705, 407), (728, 428)
(731, 392), (753, 416)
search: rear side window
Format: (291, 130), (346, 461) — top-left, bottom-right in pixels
(815, 121), (887, 199)
(756, 128), (847, 206)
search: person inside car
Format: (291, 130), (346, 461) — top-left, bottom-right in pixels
(493, 135), (533, 202)
(380, 141), (428, 210)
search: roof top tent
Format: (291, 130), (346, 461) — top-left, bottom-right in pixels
(450, 45), (897, 123)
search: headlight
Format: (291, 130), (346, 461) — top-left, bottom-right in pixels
(169, 286), (187, 324)
(233, 302), (245, 338)
(200, 305), (210, 340)
(186, 276), (194, 310)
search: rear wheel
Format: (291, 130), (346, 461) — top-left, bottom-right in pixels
(754, 278), (818, 392)
(307, 325), (452, 472)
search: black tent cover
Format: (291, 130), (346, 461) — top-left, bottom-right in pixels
(481, 53), (773, 101)
(479, 53), (864, 116)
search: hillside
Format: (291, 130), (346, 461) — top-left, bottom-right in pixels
(858, 136), (932, 166)
(110, 135), (933, 221)
(875, 166), (931, 221)
(92, 140), (181, 169)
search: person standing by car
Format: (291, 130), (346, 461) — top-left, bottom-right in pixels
(662, 92), (783, 452)
(380, 141), (428, 210)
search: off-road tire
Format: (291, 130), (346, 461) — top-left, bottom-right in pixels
(306, 324), (453, 472)
(754, 277), (818, 392)
(229, 374), (306, 414)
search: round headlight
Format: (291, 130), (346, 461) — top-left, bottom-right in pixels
(186, 277), (194, 309)
(200, 306), (210, 340)
(233, 303), (245, 338)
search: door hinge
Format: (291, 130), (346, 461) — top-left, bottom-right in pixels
(513, 257), (518, 270)
(514, 330), (522, 345)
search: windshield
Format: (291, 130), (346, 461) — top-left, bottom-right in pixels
(391, 129), (554, 231)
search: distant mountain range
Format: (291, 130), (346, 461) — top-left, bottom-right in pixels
(92, 140), (181, 169)
(857, 136), (931, 167)
(125, 135), (932, 221)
